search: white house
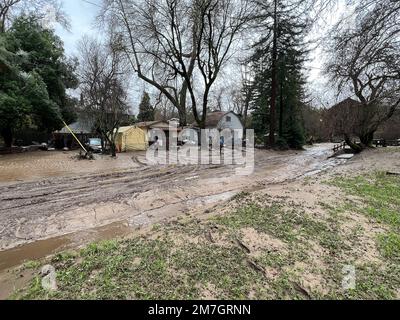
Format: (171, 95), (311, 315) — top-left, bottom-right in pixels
(204, 111), (244, 146)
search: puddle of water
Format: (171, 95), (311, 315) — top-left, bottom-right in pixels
(0, 221), (134, 273)
(0, 237), (71, 272)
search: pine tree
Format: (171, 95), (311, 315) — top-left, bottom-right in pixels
(137, 91), (154, 122)
(249, 0), (309, 149)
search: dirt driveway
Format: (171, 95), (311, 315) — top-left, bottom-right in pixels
(0, 144), (346, 269)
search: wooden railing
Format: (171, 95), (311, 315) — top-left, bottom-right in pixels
(333, 141), (346, 153)
(374, 139), (400, 147)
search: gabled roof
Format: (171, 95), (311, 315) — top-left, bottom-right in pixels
(329, 98), (362, 111)
(118, 126), (139, 133)
(204, 111), (240, 128)
(204, 111), (226, 128)
(59, 119), (94, 134)
(135, 121), (167, 128)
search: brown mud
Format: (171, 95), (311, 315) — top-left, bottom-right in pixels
(0, 144), (345, 271)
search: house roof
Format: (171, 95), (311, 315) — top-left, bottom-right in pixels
(135, 121), (166, 128)
(118, 126), (138, 133)
(203, 111), (240, 128)
(135, 120), (181, 130)
(329, 98), (362, 111)
(58, 119), (94, 134)
(204, 111), (226, 128)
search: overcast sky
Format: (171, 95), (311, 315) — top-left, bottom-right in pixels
(53, 0), (350, 112)
(55, 0), (101, 56)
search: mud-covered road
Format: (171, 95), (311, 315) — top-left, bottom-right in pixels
(0, 144), (345, 266)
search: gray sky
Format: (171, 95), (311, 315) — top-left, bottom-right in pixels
(55, 0), (101, 56)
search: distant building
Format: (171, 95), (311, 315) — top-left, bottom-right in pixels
(204, 111), (243, 130)
(55, 112), (132, 150)
(55, 113), (96, 149)
(325, 97), (400, 142)
(201, 111), (244, 146)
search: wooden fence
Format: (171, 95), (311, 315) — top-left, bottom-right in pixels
(374, 139), (400, 147)
(333, 141), (346, 153)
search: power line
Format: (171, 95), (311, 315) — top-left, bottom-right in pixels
(81, 0), (102, 8)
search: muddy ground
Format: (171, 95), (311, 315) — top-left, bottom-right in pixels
(0, 144), (397, 272)
(0, 145), (399, 299)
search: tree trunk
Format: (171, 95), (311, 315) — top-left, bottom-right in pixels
(268, 0), (278, 147)
(1, 127), (13, 148)
(279, 79), (284, 137)
(344, 135), (362, 153)
(359, 131), (374, 148)
(110, 143), (117, 157)
(105, 130), (118, 158)
(178, 88), (188, 127)
(104, 134), (117, 157)
(178, 108), (187, 128)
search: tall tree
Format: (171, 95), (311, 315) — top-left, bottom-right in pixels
(0, 35), (29, 147)
(269, 0), (278, 146)
(78, 35), (129, 157)
(250, 0), (309, 148)
(0, 16), (77, 147)
(325, 0), (400, 151)
(101, 0), (197, 127)
(190, 0), (252, 128)
(137, 91), (154, 122)
(101, 0), (252, 128)
(0, 0), (69, 33)
(6, 16), (78, 123)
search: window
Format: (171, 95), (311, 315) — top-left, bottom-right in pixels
(226, 116), (232, 123)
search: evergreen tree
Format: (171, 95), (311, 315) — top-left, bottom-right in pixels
(249, 0), (309, 149)
(6, 16), (79, 124)
(0, 15), (78, 147)
(137, 91), (154, 122)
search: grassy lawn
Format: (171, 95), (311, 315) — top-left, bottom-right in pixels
(9, 172), (400, 300)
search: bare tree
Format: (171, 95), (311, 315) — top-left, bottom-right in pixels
(189, 0), (253, 128)
(228, 64), (254, 128)
(325, 0), (400, 151)
(78, 35), (130, 157)
(0, 0), (69, 33)
(101, 0), (252, 128)
(101, 0), (197, 126)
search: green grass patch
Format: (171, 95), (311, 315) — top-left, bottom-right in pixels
(23, 260), (41, 270)
(215, 202), (333, 245)
(330, 172), (400, 230)
(329, 263), (400, 300)
(377, 233), (400, 262)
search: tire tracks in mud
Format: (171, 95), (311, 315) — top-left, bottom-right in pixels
(0, 162), (233, 229)
(0, 145), (338, 251)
